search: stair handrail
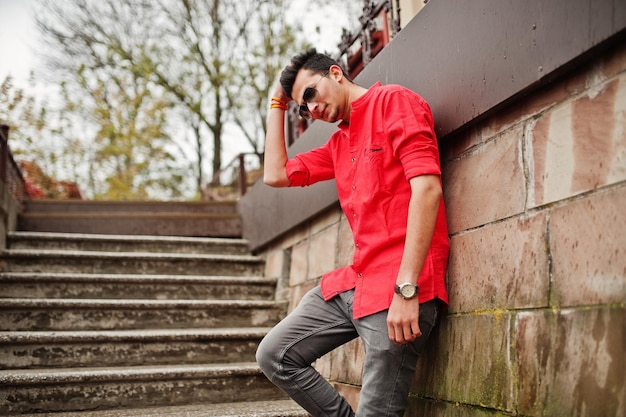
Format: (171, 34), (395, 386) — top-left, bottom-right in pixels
(205, 151), (263, 200)
(0, 123), (29, 205)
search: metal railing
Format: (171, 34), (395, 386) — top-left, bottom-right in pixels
(0, 124), (29, 206)
(336, 0), (401, 77)
(205, 152), (263, 200)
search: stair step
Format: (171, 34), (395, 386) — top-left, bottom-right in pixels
(0, 272), (277, 300)
(0, 363), (287, 414)
(0, 328), (269, 369)
(0, 298), (287, 331)
(22, 200), (239, 214)
(11, 400), (309, 417)
(0, 249), (264, 276)
(7, 231), (251, 255)
(18, 212), (242, 237)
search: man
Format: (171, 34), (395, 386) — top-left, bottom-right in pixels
(256, 48), (449, 417)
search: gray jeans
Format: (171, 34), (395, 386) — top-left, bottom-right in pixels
(256, 286), (441, 417)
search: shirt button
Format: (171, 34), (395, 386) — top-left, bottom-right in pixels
(351, 185), (356, 190)
(351, 157), (356, 162)
(358, 273), (363, 278)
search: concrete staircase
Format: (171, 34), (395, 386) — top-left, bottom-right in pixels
(0, 201), (307, 416)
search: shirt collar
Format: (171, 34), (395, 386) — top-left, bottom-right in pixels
(338, 82), (383, 131)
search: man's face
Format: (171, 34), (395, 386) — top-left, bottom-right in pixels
(292, 68), (341, 123)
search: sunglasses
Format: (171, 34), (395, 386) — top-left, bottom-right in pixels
(298, 71), (329, 119)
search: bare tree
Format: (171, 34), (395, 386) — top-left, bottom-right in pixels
(36, 0), (305, 197)
(225, 0), (305, 155)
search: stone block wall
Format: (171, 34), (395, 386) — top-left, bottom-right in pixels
(259, 40), (625, 416)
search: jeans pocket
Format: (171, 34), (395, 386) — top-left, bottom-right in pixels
(418, 299), (441, 341)
(338, 289), (355, 312)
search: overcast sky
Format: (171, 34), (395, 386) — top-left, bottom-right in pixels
(0, 1), (351, 89)
(0, 0), (38, 85)
(0, 0), (353, 180)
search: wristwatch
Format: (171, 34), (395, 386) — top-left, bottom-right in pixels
(394, 283), (419, 300)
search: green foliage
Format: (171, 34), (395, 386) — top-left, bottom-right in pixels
(0, 75), (88, 198)
(85, 71), (186, 200)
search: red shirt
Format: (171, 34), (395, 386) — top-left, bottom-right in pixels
(285, 82), (449, 319)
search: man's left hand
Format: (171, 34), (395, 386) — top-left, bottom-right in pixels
(387, 295), (421, 344)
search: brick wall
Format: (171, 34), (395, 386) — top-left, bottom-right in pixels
(259, 40), (625, 416)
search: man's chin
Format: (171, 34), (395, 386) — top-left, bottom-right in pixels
(324, 110), (339, 123)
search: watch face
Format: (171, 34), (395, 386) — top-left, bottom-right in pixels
(401, 284), (416, 298)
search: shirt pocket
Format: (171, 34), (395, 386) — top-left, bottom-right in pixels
(360, 144), (389, 194)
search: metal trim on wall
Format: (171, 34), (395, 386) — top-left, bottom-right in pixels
(239, 0), (626, 251)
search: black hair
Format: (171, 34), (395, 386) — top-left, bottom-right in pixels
(280, 48), (352, 99)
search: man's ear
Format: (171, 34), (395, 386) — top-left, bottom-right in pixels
(329, 64), (344, 81)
